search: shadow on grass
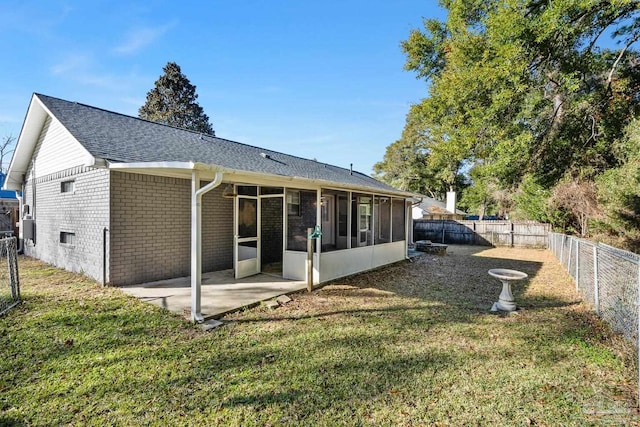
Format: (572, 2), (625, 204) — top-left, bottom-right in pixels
(4, 253), (638, 425)
(324, 244), (575, 311)
(0, 416), (25, 427)
(227, 244), (579, 330)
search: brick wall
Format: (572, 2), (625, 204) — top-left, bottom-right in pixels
(202, 184), (233, 272)
(109, 172), (233, 285)
(23, 167), (110, 283)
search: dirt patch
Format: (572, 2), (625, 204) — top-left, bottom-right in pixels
(317, 245), (578, 311)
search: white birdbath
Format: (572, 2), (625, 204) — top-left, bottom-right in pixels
(488, 269), (528, 312)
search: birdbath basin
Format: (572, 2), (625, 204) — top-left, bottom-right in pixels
(488, 268), (528, 312)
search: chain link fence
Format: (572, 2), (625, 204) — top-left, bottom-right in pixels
(549, 232), (640, 401)
(0, 237), (20, 315)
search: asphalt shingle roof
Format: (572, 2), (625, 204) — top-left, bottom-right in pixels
(36, 94), (404, 195)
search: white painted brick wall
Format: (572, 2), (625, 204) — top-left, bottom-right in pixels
(23, 167), (110, 283)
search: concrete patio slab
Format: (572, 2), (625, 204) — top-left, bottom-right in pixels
(120, 270), (307, 319)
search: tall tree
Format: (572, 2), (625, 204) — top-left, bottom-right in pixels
(374, 104), (467, 199)
(380, 0), (640, 234)
(139, 62), (214, 134)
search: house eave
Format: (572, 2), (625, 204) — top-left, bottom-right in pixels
(106, 160), (414, 198)
(4, 95), (47, 191)
(4, 94), (97, 191)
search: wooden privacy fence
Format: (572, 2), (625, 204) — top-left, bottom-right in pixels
(413, 220), (550, 248)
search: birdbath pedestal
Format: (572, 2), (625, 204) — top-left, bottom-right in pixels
(488, 269), (528, 312)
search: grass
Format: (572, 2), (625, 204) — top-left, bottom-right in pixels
(1, 246), (639, 426)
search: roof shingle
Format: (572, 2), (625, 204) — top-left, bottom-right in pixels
(37, 94), (404, 194)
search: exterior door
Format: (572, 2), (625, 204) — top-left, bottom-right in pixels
(235, 195), (260, 278)
(321, 194), (335, 247)
(359, 201), (371, 246)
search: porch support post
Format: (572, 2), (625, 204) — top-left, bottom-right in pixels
(191, 170), (203, 323)
(191, 169), (224, 323)
(346, 192), (352, 249)
(315, 189), (322, 285)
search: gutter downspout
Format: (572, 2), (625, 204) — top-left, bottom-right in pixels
(15, 188), (23, 254)
(191, 170), (224, 323)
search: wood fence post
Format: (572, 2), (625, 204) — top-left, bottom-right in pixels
(473, 221), (477, 245)
(511, 221), (514, 247)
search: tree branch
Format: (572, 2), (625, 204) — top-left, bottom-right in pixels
(606, 31), (640, 91)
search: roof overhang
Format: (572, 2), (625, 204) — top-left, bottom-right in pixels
(108, 161), (220, 179)
(108, 160), (414, 198)
(4, 94), (94, 191)
(4, 95), (49, 191)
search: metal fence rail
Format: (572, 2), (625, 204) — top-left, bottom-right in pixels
(549, 232), (640, 402)
(0, 237), (20, 315)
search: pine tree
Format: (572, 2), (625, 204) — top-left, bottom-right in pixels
(139, 62), (214, 134)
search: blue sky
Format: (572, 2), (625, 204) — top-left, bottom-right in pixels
(0, 0), (446, 175)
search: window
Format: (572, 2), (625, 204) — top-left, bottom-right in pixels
(374, 196), (391, 245)
(60, 232), (75, 245)
(337, 195), (348, 244)
(352, 195), (372, 247)
(237, 185), (258, 196)
(286, 190), (316, 251)
(287, 190), (300, 216)
(61, 180), (75, 193)
(260, 186), (283, 195)
(320, 191), (348, 252)
(392, 199), (406, 242)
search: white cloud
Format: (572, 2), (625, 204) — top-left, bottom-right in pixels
(50, 53), (116, 88)
(113, 23), (174, 55)
(49, 53), (147, 94)
(50, 53), (92, 75)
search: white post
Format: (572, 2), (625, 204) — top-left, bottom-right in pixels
(567, 237), (573, 274)
(593, 245), (599, 315)
(347, 192), (352, 249)
(316, 190), (322, 283)
(575, 239), (580, 291)
(191, 170), (203, 323)
(307, 228), (313, 292)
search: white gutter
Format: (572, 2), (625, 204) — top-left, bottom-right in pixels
(108, 161), (414, 198)
(191, 169), (224, 323)
(110, 159), (223, 322)
(108, 161), (198, 170)
(15, 189), (23, 253)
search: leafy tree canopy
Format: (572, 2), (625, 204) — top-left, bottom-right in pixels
(377, 0), (640, 248)
(139, 62), (214, 134)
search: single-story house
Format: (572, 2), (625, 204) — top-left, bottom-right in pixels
(412, 192), (466, 220)
(5, 93), (414, 320)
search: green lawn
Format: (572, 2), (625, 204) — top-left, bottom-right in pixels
(1, 246), (638, 426)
